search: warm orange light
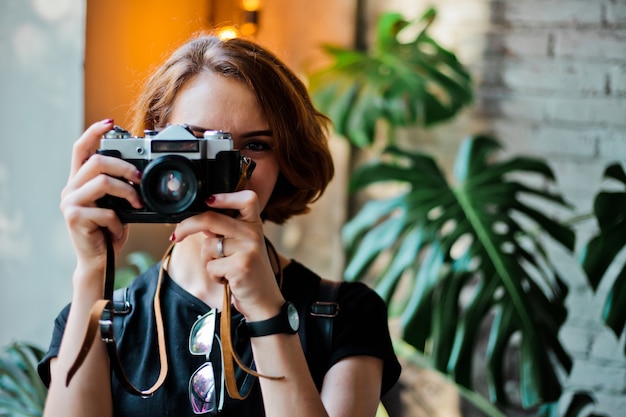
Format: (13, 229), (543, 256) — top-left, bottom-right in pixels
(241, 0), (260, 36)
(240, 22), (257, 36)
(241, 0), (261, 12)
(217, 26), (239, 40)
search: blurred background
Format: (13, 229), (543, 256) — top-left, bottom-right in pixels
(1, 0), (625, 416)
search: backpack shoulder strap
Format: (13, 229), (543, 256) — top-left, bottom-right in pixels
(111, 287), (131, 336)
(310, 279), (342, 356)
(113, 287), (131, 315)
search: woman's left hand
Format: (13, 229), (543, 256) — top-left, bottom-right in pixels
(170, 190), (285, 320)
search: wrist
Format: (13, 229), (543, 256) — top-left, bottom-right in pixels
(242, 299), (283, 322)
(245, 301), (300, 337)
(72, 262), (106, 294)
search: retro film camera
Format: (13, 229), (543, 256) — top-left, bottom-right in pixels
(97, 124), (255, 223)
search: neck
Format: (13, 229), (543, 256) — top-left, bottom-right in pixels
(167, 234), (224, 309)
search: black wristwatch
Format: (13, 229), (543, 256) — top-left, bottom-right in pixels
(246, 302), (300, 337)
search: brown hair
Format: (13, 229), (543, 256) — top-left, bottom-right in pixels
(131, 35), (334, 224)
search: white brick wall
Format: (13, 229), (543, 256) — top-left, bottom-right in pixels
(373, 0), (626, 415)
(555, 30), (626, 61)
(491, 2), (625, 415)
(507, 1), (604, 25)
(477, 1), (626, 415)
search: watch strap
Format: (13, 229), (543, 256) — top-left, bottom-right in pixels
(246, 302), (299, 337)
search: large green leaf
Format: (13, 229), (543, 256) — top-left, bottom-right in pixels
(309, 8), (473, 147)
(343, 135), (575, 408)
(580, 163), (626, 343)
(0, 342), (47, 417)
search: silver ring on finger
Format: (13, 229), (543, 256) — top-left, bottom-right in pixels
(217, 236), (225, 258)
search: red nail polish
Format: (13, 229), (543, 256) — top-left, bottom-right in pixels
(136, 170), (143, 180)
(102, 118), (114, 125)
(169, 232), (176, 242)
(205, 195), (216, 205)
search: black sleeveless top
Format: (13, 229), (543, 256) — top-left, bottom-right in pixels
(39, 260), (401, 416)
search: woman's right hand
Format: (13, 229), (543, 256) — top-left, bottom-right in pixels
(60, 119), (143, 276)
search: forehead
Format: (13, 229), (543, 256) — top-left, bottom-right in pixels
(167, 71), (268, 134)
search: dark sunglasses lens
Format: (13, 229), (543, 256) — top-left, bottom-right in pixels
(189, 311), (216, 354)
(189, 362), (217, 414)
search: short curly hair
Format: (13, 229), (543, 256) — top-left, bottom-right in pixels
(131, 34), (334, 224)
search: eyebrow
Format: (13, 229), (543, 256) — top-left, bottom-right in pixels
(186, 124), (273, 138)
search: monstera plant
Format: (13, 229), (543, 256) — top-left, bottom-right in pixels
(343, 137), (575, 408)
(0, 342), (47, 417)
(580, 163), (626, 352)
(309, 8), (472, 148)
(309, 6), (581, 412)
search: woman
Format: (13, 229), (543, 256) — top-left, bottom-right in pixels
(39, 34), (400, 417)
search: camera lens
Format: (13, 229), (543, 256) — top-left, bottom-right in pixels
(156, 170), (188, 202)
(141, 155), (198, 214)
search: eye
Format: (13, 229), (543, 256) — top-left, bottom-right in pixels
(239, 140), (274, 158)
(242, 141), (271, 152)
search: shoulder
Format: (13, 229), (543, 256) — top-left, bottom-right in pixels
(280, 260), (321, 304)
(282, 261), (401, 395)
(334, 281), (390, 334)
(327, 281), (401, 396)
(280, 260), (387, 315)
(338, 280), (384, 306)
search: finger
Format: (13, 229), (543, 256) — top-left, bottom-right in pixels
(201, 241), (253, 286)
(169, 191), (263, 243)
(69, 119), (115, 178)
(205, 190), (261, 221)
(200, 235), (231, 260)
(65, 153), (142, 202)
(199, 236), (237, 285)
(63, 205), (127, 242)
(203, 257), (229, 284)
(63, 172), (144, 210)
(171, 210), (235, 243)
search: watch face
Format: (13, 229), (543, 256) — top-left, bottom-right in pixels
(287, 303), (300, 332)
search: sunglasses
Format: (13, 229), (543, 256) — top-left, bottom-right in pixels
(189, 310), (225, 415)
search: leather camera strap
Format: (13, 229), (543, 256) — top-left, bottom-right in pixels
(220, 282), (284, 400)
(221, 237), (285, 399)
(66, 232), (172, 397)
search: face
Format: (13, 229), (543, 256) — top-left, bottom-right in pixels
(166, 71), (279, 212)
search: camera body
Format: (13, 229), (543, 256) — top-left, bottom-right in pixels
(97, 124), (253, 223)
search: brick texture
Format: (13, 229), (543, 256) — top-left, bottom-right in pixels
(373, 0), (626, 415)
